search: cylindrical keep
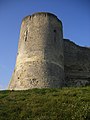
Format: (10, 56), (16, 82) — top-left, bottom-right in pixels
(8, 12), (64, 90)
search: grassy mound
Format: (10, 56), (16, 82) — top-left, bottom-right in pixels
(0, 87), (90, 120)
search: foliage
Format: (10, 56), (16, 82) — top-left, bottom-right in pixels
(0, 87), (90, 120)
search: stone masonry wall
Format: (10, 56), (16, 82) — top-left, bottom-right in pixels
(64, 39), (90, 87)
(8, 12), (90, 90)
(8, 12), (64, 90)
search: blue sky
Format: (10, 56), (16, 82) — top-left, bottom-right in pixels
(0, 0), (90, 90)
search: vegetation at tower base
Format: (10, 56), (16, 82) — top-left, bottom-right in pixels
(0, 87), (90, 120)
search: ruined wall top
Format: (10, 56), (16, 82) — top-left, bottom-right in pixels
(22, 12), (62, 26)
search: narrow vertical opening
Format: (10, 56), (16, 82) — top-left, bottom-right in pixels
(54, 29), (57, 42)
(25, 30), (28, 42)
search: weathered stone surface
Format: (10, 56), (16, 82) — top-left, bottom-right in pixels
(8, 12), (90, 90)
(8, 12), (64, 90)
(64, 39), (90, 87)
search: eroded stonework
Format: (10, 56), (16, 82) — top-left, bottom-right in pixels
(8, 12), (90, 90)
(8, 12), (64, 90)
(64, 39), (90, 87)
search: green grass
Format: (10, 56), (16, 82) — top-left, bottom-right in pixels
(0, 87), (90, 120)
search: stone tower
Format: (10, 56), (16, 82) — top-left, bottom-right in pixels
(8, 12), (64, 90)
